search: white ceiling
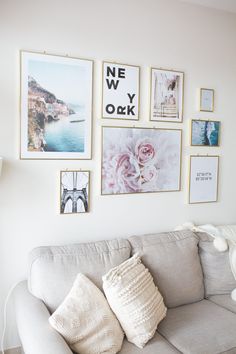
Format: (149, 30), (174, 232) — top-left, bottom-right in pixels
(180, 0), (236, 14)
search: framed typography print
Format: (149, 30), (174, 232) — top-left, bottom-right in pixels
(189, 155), (219, 204)
(20, 51), (93, 159)
(101, 126), (182, 195)
(60, 170), (90, 214)
(102, 62), (140, 120)
(200, 88), (214, 112)
(150, 68), (184, 122)
(191, 120), (220, 147)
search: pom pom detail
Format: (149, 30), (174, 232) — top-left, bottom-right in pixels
(231, 288), (236, 301)
(213, 237), (228, 252)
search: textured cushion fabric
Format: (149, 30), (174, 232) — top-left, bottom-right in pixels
(158, 299), (236, 354)
(209, 294), (236, 314)
(28, 239), (131, 312)
(129, 230), (204, 308)
(103, 254), (167, 348)
(49, 274), (124, 354)
(120, 333), (181, 354)
(197, 232), (236, 297)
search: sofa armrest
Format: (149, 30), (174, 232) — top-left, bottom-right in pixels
(14, 281), (73, 354)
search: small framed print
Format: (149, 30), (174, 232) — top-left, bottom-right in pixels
(102, 61), (140, 120)
(189, 155), (219, 204)
(191, 119), (220, 147)
(150, 68), (184, 122)
(20, 51), (93, 159)
(200, 88), (214, 112)
(60, 170), (90, 214)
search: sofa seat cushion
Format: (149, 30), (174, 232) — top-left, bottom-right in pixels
(119, 332), (181, 354)
(209, 295), (236, 314)
(28, 239), (131, 313)
(129, 230), (204, 308)
(158, 300), (236, 354)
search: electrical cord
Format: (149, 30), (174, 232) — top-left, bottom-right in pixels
(1, 282), (20, 354)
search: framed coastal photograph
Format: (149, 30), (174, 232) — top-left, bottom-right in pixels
(191, 119), (220, 146)
(20, 51), (93, 159)
(200, 88), (214, 112)
(60, 170), (90, 214)
(150, 68), (184, 122)
(102, 62), (140, 120)
(189, 155), (219, 204)
(101, 126), (182, 195)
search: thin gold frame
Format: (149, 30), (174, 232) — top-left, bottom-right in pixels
(150, 67), (184, 123)
(101, 126), (182, 196)
(200, 88), (214, 112)
(20, 50), (94, 160)
(190, 119), (221, 147)
(188, 155), (219, 204)
(60, 170), (91, 214)
(101, 61), (140, 121)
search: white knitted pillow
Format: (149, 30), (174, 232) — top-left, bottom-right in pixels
(102, 254), (167, 348)
(49, 273), (124, 354)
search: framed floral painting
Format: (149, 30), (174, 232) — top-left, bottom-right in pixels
(20, 51), (93, 159)
(101, 126), (182, 195)
(150, 68), (184, 122)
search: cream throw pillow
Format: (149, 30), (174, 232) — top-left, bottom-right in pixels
(102, 254), (167, 348)
(49, 273), (124, 354)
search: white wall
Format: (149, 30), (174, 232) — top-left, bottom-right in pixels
(1, 0), (236, 349)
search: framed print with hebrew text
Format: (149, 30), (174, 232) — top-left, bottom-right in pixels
(189, 155), (219, 204)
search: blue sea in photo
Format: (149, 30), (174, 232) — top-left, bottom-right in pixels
(44, 106), (85, 152)
(192, 121), (220, 146)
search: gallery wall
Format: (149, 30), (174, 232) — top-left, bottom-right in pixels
(1, 0), (236, 349)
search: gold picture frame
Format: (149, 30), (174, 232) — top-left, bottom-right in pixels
(60, 170), (90, 214)
(101, 126), (182, 195)
(188, 155), (219, 204)
(150, 67), (184, 123)
(102, 61), (140, 121)
(200, 88), (214, 112)
(190, 119), (220, 147)
(20, 50), (94, 160)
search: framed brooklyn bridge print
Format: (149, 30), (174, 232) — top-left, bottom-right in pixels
(150, 68), (184, 123)
(60, 170), (90, 214)
(20, 51), (93, 159)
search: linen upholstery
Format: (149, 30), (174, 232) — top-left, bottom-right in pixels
(129, 230), (204, 307)
(197, 232), (236, 297)
(29, 239), (131, 312)
(49, 274), (123, 354)
(158, 300), (236, 354)
(120, 333), (180, 354)
(14, 281), (73, 354)
(209, 294), (236, 314)
(103, 254), (166, 348)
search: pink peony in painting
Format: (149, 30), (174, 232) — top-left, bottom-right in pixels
(102, 127), (182, 195)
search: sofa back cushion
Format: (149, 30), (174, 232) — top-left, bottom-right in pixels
(128, 230), (204, 308)
(28, 239), (131, 313)
(197, 232), (236, 297)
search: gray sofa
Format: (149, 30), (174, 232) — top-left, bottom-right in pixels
(14, 230), (236, 354)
